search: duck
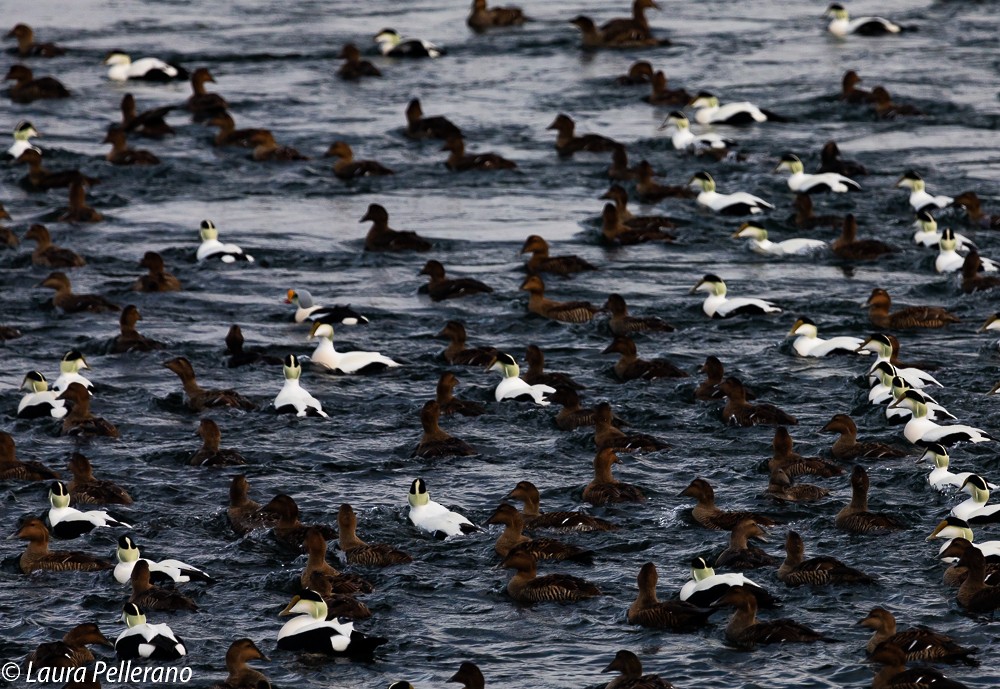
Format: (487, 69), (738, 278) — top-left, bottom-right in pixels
(890, 390), (992, 446)
(775, 153), (861, 193)
(300, 527), (374, 599)
(120, 93), (174, 139)
(858, 334), (941, 389)
(40, 272), (118, 313)
(604, 294), (674, 335)
(694, 356), (731, 401)
(129, 560), (199, 612)
(835, 465), (906, 533)
(790, 192), (842, 230)
(285, 289), (368, 326)
(23, 224), (84, 268)
(524, 345), (583, 393)
(521, 235), (597, 277)
(840, 70), (873, 104)
(187, 67), (229, 120)
(7, 120), (40, 159)
(114, 535), (211, 586)
(616, 61), (654, 85)
(25, 623), (113, 669)
(644, 71), (691, 107)
(787, 318), (863, 357)
(547, 113), (620, 156)
(691, 275), (782, 319)
(954, 547), (1000, 613)
(197, 220), (254, 263)
(407, 478), (480, 539)
(67, 453), (132, 504)
(865, 288), (958, 330)
(163, 357), (257, 412)
(832, 214), (895, 260)
(190, 418), (246, 467)
(896, 171), (953, 212)
(689, 92), (785, 125)
(550, 388), (611, 431)
(933, 228), (990, 273)
(442, 135), (517, 171)
(825, 3), (903, 36)
(111, 305), (163, 353)
(134, 251), (181, 292)
(6, 24), (66, 57)
(419, 260), (493, 300)
(521, 275), (603, 324)
(634, 160), (695, 202)
(766, 468), (830, 503)
(227, 476), (279, 537)
(715, 519), (779, 570)
(778, 530), (873, 586)
(273, 354), (327, 417)
(16, 149), (97, 191)
(360, 203), (432, 252)
(435, 372), (484, 417)
(769, 426), (843, 478)
(659, 111), (736, 153)
(717, 586), (832, 649)
(583, 448), (645, 505)
(324, 141), (394, 179)
(336, 503), (413, 566)
(501, 550), (601, 603)
(951, 476), (1000, 524)
(821, 413), (905, 460)
(413, 400), (477, 458)
(103, 51), (187, 82)
(207, 111), (270, 148)
(337, 43), (381, 80)
(935, 533), (1000, 587)
(248, 131), (308, 161)
(602, 650), (677, 689)
(880, 374), (953, 424)
(5, 64), (70, 102)
(374, 28), (445, 58)
(14, 518), (112, 573)
(688, 172), (774, 215)
(732, 222), (826, 257)
(627, 563), (714, 631)
(224, 325), (281, 368)
(680, 478), (778, 531)
(818, 141), (867, 176)
(60, 179), (103, 223)
(57, 383), (119, 438)
(504, 480), (617, 532)
(0, 431), (59, 481)
(600, 0), (663, 41)
(568, 16), (660, 50)
(859, 607), (977, 665)
(952, 191), (1000, 230)
(103, 126), (160, 165)
(606, 145), (640, 182)
(920, 445), (995, 493)
(488, 351), (556, 405)
(485, 503), (592, 563)
(680, 556), (780, 609)
(48, 480), (130, 538)
(436, 321), (497, 366)
(960, 250), (1000, 294)
(17, 371), (67, 419)
(115, 604), (186, 660)
(720, 377), (797, 427)
(602, 336), (687, 381)
(449, 662), (486, 689)
(52, 350), (93, 393)
(871, 86), (923, 119)
(594, 402), (669, 453)
(211, 639), (271, 689)
(404, 98), (462, 140)
(869, 643), (971, 689)
(308, 322), (400, 374)
(600, 185), (678, 234)
(264, 494), (337, 549)
(913, 208), (970, 248)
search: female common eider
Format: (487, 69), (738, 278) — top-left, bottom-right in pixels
(600, 185), (678, 235)
(659, 111), (736, 153)
(164, 357), (256, 411)
(644, 71), (691, 107)
(569, 15), (660, 50)
(960, 250), (1000, 294)
(5, 64), (69, 102)
(835, 465), (906, 533)
(67, 453), (132, 504)
(679, 478), (778, 530)
(547, 114), (620, 156)
(103, 51), (187, 82)
(606, 145), (640, 182)
(115, 535), (211, 585)
(594, 402), (669, 453)
(766, 468), (829, 503)
(790, 192), (842, 230)
(449, 663), (486, 689)
(337, 503), (413, 566)
(60, 179), (103, 223)
(871, 86), (922, 119)
(40, 272), (119, 313)
(360, 203), (432, 252)
(24, 224), (85, 268)
(134, 251), (181, 292)
(954, 547), (1000, 613)
(953, 191), (1000, 230)
(48, 480), (130, 539)
(819, 140), (867, 176)
(190, 418), (246, 467)
(7, 24), (66, 57)
(869, 643), (971, 689)
(129, 560), (199, 612)
(550, 388), (610, 431)
(501, 550), (601, 603)
(286, 289), (368, 326)
(616, 61), (654, 85)
(404, 99), (462, 140)
(689, 92), (786, 125)
(7, 120), (40, 159)
(778, 530), (873, 586)
(505, 480), (616, 531)
(186, 68), (228, 120)
(840, 70), (873, 104)
(865, 288), (958, 330)
(714, 519), (778, 570)
(300, 527), (374, 598)
(896, 171), (953, 212)
(111, 305), (163, 353)
(324, 141), (394, 179)
(583, 448), (645, 505)
(634, 160), (695, 202)
(337, 44), (380, 81)
(599, 0), (665, 44)
(769, 426), (843, 478)
(0, 431), (59, 480)
(211, 639), (271, 689)
(224, 325), (281, 368)
(859, 607), (977, 665)
(374, 28), (445, 58)
(264, 494), (336, 549)
(832, 214), (895, 260)
(720, 377), (796, 427)
(602, 650), (677, 689)
(521, 235), (597, 277)
(775, 153), (860, 193)
(207, 111), (270, 148)
(627, 563), (714, 631)
(604, 294), (674, 335)
(57, 383), (119, 438)
(524, 345), (583, 394)
(227, 476), (278, 536)
(18, 371), (67, 419)
(787, 318), (864, 357)
(413, 400), (477, 458)
(602, 336), (686, 381)
(488, 351), (555, 405)
(25, 623), (113, 669)
(197, 220), (254, 263)
(717, 586), (832, 649)
(521, 275), (602, 323)
(308, 322), (400, 374)
(103, 127), (160, 165)
(442, 135), (516, 171)
(436, 372), (485, 417)
(820, 413), (904, 460)
(120, 93), (175, 139)
(407, 478), (480, 539)
(436, 321), (497, 366)
(248, 131), (308, 161)
(485, 503), (592, 563)
(688, 172), (774, 215)
(273, 354), (327, 417)
(824, 3), (903, 37)
(115, 604), (186, 660)
(52, 350), (93, 392)
(732, 222), (826, 257)
(680, 557), (779, 608)
(419, 260), (493, 300)
(15, 518), (112, 573)
(15, 149), (96, 191)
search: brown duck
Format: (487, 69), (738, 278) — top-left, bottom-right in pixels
(953, 191), (1000, 230)
(130, 560), (198, 612)
(15, 518), (112, 573)
(768, 432), (829, 482)
(583, 448), (645, 505)
(840, 70), (873, 104)
(190, 418), (246, 467)
(337, 503), (412, 566)
(468, 0), (529, 31)
(360, 203), (432, 252)
(634, 160), (695, 202)
(248, 131), (308, 161)
(547, 113), (620, 156)
(627, 562), (714, 631)
(521, 275), (602, 323)
(186, 67), (228, 121)
(419, 260), (493, 300)
(300, 526), (374, 597)
(134, 251), (181, 292)
(210, 638), (271, 689)
(60, 179), (103, 222)
(693, 356), (728, 401)
(207, 111), (270, 147)
(442, 135), (516, 171)
(602, 335), (686, 381)
(404, 98), (461, 140)
(601, 0), (662, 42)
(778, 530), (873, 586)
(40, 272), (118, 313)
(717, 586), (832, 649)
(521, 235), (597, 277)
(594, 402), (667, 452)
(0, 431), (59, 481)
(766, 468), (829, 503)
(938, 537), (1000, 588)
(163, 357), (257, 411)
(120, 93), (174, 138)
(720, 377), (796, 427)
(643, 71), (690, 106)
(835, 465), (906, 534)
(832, 214), (895, 260)
(325, 141), (393, 179)
(607, 145), (640, 182)
(524, 344), (583, 393)
(413, 400), (477, 458)
(337, 43), (381, 80)
(25, 623), (113, 669)
(615, 60), (654, 85)
(680, 478), (778, 531)
(58, 383), (119, 438)
(5, 64), (69, 102)
(955, 547), (1000, 613)
(821, 413), (905, 460)
(790, 192), (841, 230)
(869, 644), (970, 689)
(501, 550), (600, 603)
(24, 224), (85, 268)
(818, 141), (867, 177)
(436, 372), (485, 417)
(103, 127), (160, 165)
(265, 494), (336, 549)
(602, 649), (676, 689)
(570, 16), (660, 50)
(960, 249), (1000, 294)
(224, 324), (281, 368)
(601, 183), (678, 233)
(67, 453), (132, 504)
(859, 607), (977, 665)
(604, 294), (675, 335)
(550, 388), (606, 431)
(7, 24), (66, 57)
(110, 305), (162, 353)
(486, 504), (592, 563)
(715, 519), (779, 570)
(16, 149), (98, 191)
(227, 476), (278, 536)
(449, 662), (485, 689)
(435, 320), (496, 365)
(504, 480), (616, 531)
(871, 86), (923, 119)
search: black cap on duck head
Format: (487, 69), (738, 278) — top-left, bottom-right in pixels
(122, 602), (142, 617)
(962, 474), (988, 492)
(690, 171), (713, 183)
(691, 556), (709, 569)
(668, 110), (686, 120)
(702, 273), (723, 283)
(118, 534), (137, 549)
(15, 120), (35, 133)
(62, 350), (86, 363)
(50, 480), (69, 497)
(779, 153), (800, 164)
(900, 170), (922, 181)
(409, 478), (426, 496)
(297, 588), (324, 603)
(827, 3), (845, 10)
(871, 361), (895, 377)
(283, 354), (299, 368)
(941, 227), (955, 241)
(25, 370), (46, 383)
(795, 316), (815, 327)
(916, 209), (935, 222)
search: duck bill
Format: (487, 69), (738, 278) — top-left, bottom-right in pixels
(278, 596), (301, 616)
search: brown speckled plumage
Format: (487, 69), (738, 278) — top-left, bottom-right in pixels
(835, 465), (906, 534)
(680, 478), (778, 531)
(337, 503), (412, 567)
(778, 530), (874, 586)
(501, 550), (600, 603)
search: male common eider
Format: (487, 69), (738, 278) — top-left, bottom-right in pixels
(824, 3), (903, 37)
(273, 354), (327, 417)
(115, 603), (186, 660)
(48, 480), (130, 539)
(103, 51), (187, 82)
(407, 478), (480, 539)
(374, 28), (446, 58)
(689, 172), (774, 215)
(18, 371), (67, 419)
(896, 171), (953, 212)
(689, 92), (786, 125)
(732, 222), (826, 257)
(680, 557), (779, 609)
(308, 322), (400, 374)
(52, 350), (92, 393)
(115, 535), (211, 585)
(787, 318), (863, 357)
(197, 220), (254, 263)
(890, 390), (992, 446)
(488, 352), (555, 405)
(775, 153), (860, 193)
(691, 275), (781, 318)
(7, 120), (40, 159)
(659, 111), (736, 153)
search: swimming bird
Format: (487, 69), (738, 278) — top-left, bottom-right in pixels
(8, 120), (40, 159)
(285, 289), (368, 326)
(16, 149), (97, 191)
(606, 145), (640, 182)
(627, 563), (714, 631)
(129, 560), (199, 612)
(211, 639), (271, 689)
(67, 453), (132, 504)
(547, 113), (620, 156)
(248, 131), (308, 161)
(404, 98), (461, 140)
(602, 650), (677, 689)
(825, 3), (903, 36)
(720, 377), (796, 427)
(442, 135), (516, 171)
(689, 92), (786, 125)
(603, 336), (687, 381)
(732, 223), (826, 257)
(504, 480), (616, 532)
(163, 357), (257, 411)
(324, 141), (393, 179)
(865, 289), (958, 330)
(584, 449), (645, 505)
(40, 272), (118, 313)
(5, 64), (69, 102)
(634, 161), (695, 202)
(407, 478), (480, 539)
(832, 214), (895, 260)
(954, 547), (1000, 613)
(48, 480), (129, 538)
(227, 476), (279, 536)
(871, 86), (923, 119)
(952, 191), (1000, 230)
(550, 389), (611, 431)
(896, 171), (953, 212)
(448, 662), (486, 689)
(821, 413), (905, 460)
(523, 345), (583, 394)
(600, 185), (679, 236)
(14, 518), (112, 573)
(6, 24), (66, 57)
(644, 71), (691, 107)
(787, 318), (863, 357)
(835, 465), (906, 533)
(436, 321), (496, 366)
(374, 28), (445, 58)
(715, 519), (779, 570)
(134, 251), (181, 291)
(920, 445), (994, 493)
(120, 93), (174, 139)
(52, 351), (92, 393)
(937, 536), (1000, 589)
(104, 51), (187, 82)
(299, 527), (374, 601)
(869, 643), (972, 689)
(769, 426), (843, 478)
(521, 275), (602, 323)
(337, 503), (412, 566)
(25, 623), (113, 669)
(616, 60), (655, 85)
(690, 274), (781, 318)
(912, 210), (970, 250)
(778, 530), (873, 586)
(600, 0), (663, 42)
(594, 402), (669, 453)
(419, 260), (493, 300)
(114, 535), (211, 586)
(185, 67), (227, 121)
(840, 70), (874, 104)
(960, 250), (1000, 294)
(604, 294), (675, 335)
(859, 607), (977, 665)
(659, 111), (736, 153)
(413, 400), (476, 457)
(360, 203), (432, 252)
(766, 468), (829, 503)
(224, 325), (281, 368)
(337, 43), (381, 80)
(501, 550), (601, 603)
(18, 371), (67, 419)
(110, 305), (162, 353)
(569, 15), (659, 50)
(273, 354), (327, 417)
(308, 322), (400, 374)
(197, 220), (254, 263)
(933, 227), (987, 273)
(890, 390), (992, 446)
(521, 235), (597, 277)
(435, 372), (485, 417)
(115, 604), (186, 660)
(680, 478), (778, 530)
(857, 334), (941, 389)
(680, 557), (779, 609)
(951, 476), (1000, 524)
(488, 351), (555, 405)
(775, 153), (860, 193)
(57, 383), (118, 438)
(790, 193), (842, 230)
(60, 179), (103, 222)
(0, 431), (59, 481)
(689, 172), (774, 215)
(486, 503), (592, 563)
(719, 586), (833, 649)
(694, 356), (734, 401)
(818, 141), (867, 177)
(103, 126), (160, 165)
(190, 418), (246, 467)
(264, 494), (336, 549)
(207, 111), (270, 147)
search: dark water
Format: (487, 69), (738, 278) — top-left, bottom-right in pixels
(2, 0), (999, 687)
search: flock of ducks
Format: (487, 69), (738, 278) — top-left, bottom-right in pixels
(3, 2), (1000, 689)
